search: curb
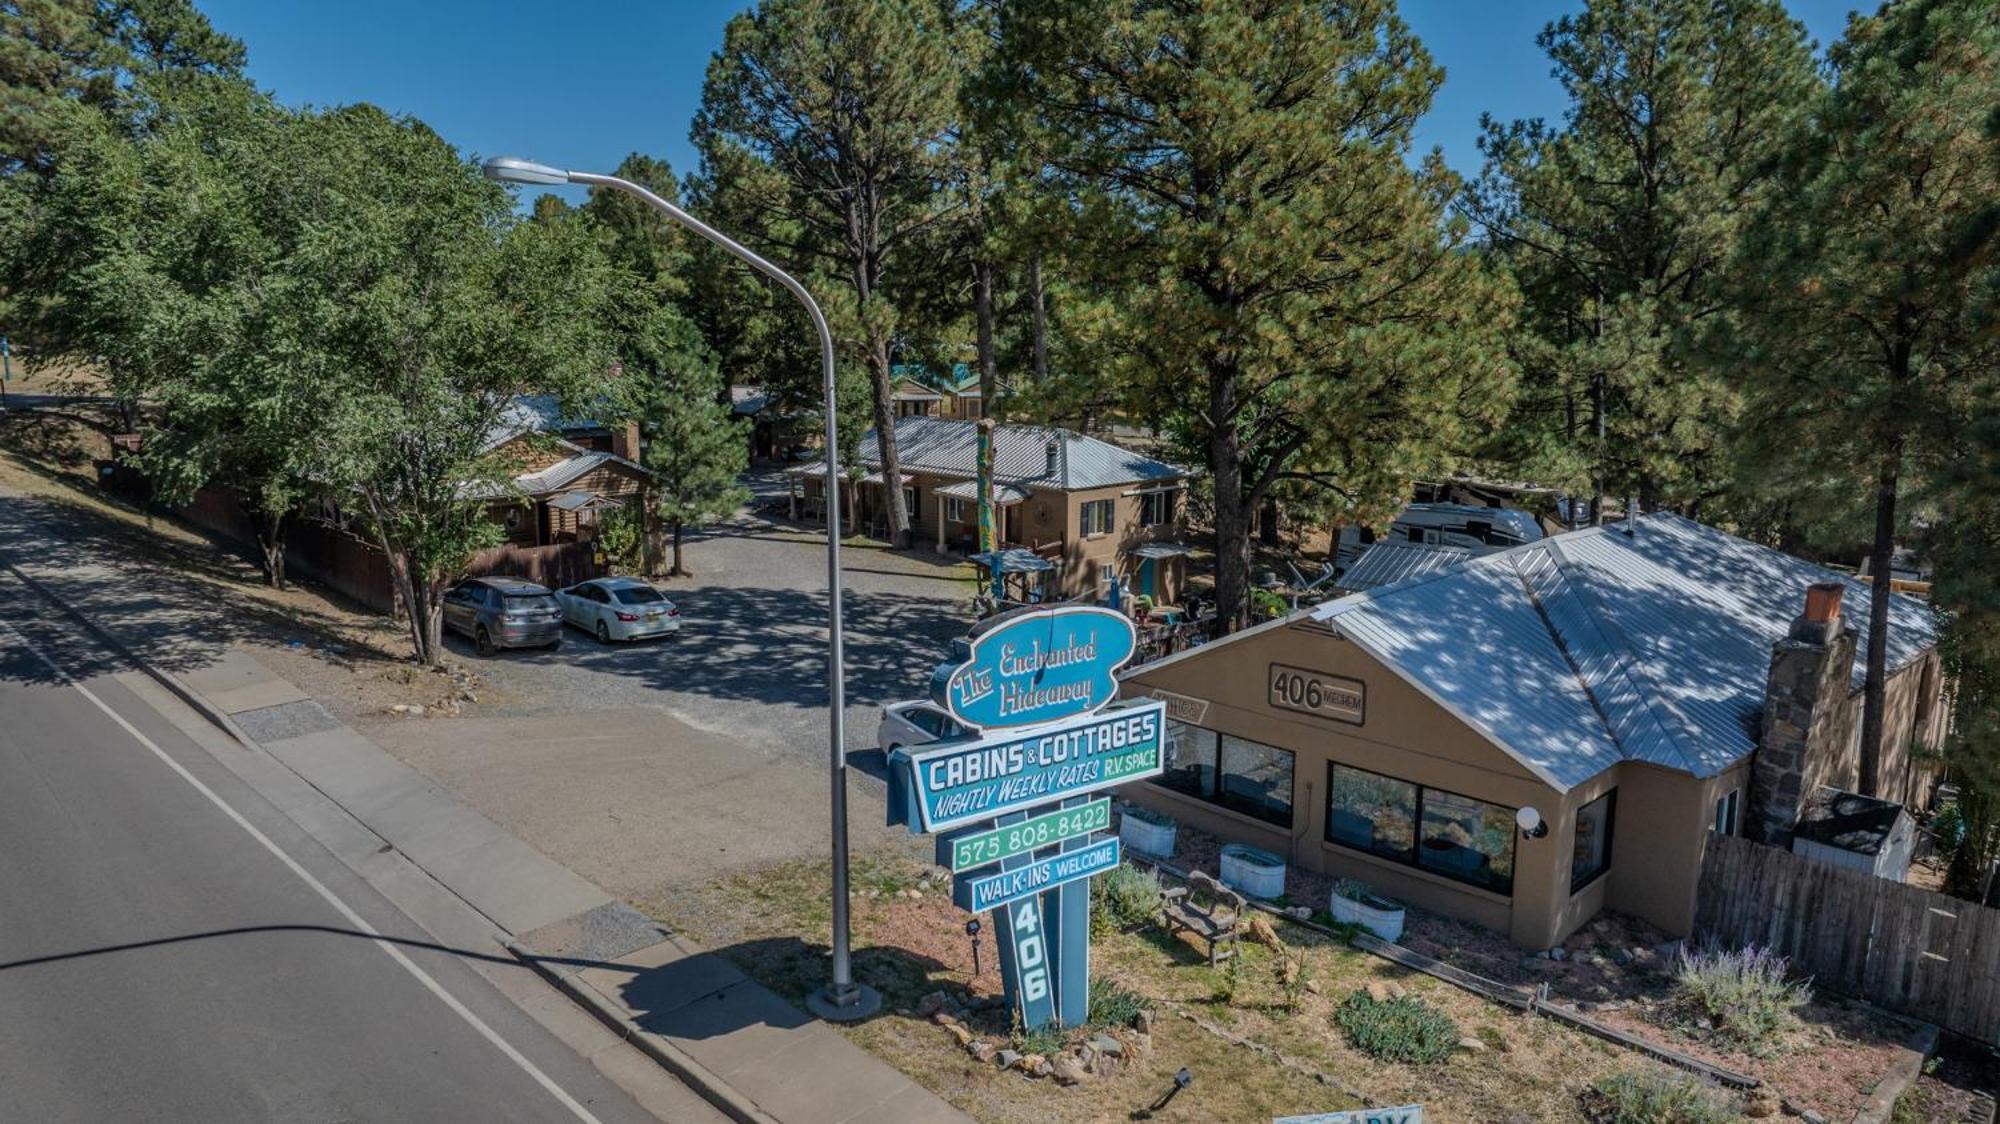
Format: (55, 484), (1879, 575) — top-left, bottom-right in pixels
(502, 939), (780, 1124)
(0, 556), (254, 747)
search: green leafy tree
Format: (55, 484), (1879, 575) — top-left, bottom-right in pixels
(693, 0), (968, 548)
(1722, 0), (1998, 795)
(294, 106), (617, 665)
(1467, 0), (1820, 520)
(985, 0), (1517, 632)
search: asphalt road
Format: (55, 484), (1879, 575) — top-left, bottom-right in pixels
(0, 604), (660, 1122)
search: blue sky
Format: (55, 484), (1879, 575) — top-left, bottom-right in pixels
(196, 0), (1862, 207)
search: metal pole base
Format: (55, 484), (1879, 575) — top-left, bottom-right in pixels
(805, 982), (882, 1023)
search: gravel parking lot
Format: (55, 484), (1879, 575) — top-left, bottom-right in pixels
(432, 472), (981, 766)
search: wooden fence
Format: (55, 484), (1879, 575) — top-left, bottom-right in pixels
(1695, 832), (2000, 1042)
(466, 540), (600, 591)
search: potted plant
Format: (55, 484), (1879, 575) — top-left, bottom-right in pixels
(1219, 843), (1287, 900)
(1118, 804), (1177, 858)
(1330, 878), (1405, 942)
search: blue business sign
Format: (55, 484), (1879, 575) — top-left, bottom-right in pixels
(930, 605), (1138, 731)
(888, 700), (1166, 833)
(952, 837), (1121, 913)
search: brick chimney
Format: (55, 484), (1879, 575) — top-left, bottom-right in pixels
(612, 420), (641, 462)
(1747, 581), (1856, 845)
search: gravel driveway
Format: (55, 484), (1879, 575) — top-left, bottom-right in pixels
(439, 471), (980, 767)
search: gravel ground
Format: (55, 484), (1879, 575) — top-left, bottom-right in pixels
(442, 471), (982, 765)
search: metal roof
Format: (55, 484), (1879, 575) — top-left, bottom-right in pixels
(1302, 513), (1942, 792)
(1338, 541), (1474, 591)
(970, 548), (1055, 574)
(935, 479), (1032, 504)
(862, 417), (1185, 492)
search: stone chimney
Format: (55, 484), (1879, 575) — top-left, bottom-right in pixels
(1747, 581), (1857, 845)
(612, 420), (642, 462)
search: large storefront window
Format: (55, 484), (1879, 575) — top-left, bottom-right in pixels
(1151, 722), (1295, 828)
(1571, 790), (1616, 892)
(1326, 764), (1517, 896)
(1419, 789), (1516, 895)
(1327, 764), (1416, 862)
(1158, 721), (1216, 799)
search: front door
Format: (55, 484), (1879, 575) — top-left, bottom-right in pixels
(1137, 558), (1155, 598)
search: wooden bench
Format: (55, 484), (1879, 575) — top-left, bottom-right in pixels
(1160, 870), (1245, 966)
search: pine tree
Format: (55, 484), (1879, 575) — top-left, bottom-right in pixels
(1467, 0), (1820, 520)
(693, 0), (969, 548)
(1724, 0), (1998, 795)
(986, 0), (1516, 632)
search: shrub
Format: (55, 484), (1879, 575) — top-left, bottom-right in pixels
(1670, 945), (1811, 1056)
(1087, 977), (1150, 1028)
(1334, 991), (1459, 1064)
(1582, 1066), (1742, 1124)
(1091, 862), (1161, 938)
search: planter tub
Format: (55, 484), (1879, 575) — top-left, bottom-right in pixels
(1330, 891), (1405, 942)
(1218, 843), (1287, 900)
(1119, 810), (1177, 858)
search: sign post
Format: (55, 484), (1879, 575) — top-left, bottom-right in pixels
(887, 604), (1159, 1030)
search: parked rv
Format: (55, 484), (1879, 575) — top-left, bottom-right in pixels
(1335, 503), (1545, 571)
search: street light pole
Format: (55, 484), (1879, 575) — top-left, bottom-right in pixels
(482, 157), (879, 1021)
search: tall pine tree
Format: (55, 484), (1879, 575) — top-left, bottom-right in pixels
(1724, 0), (1998, 796)
(986, 0), (1516, 632)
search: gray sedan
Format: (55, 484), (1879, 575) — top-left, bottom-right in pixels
(556, 578), (682, 643)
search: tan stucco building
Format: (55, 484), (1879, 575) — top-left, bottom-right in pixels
(1118, 514), (1946, 949)
(791, 416), (1193, 604)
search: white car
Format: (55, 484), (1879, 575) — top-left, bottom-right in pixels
(556, 578), (681, 643)
(877, 700), (970, 753)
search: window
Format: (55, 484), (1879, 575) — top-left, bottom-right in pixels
(1570, 790), (1616, 892)
(1080, 499), (1114, 536)
(1218, 735), (1295, 826)
(613, 586), (665, 605)
(1099, 563), (1116, 589)
(1150, 722), (1295, 828)
(1327, 765), (1416, 863)
(903, 486), (919, 520)
(945, 497), (967, 523)
(1326, 764), (1517, 896)
(1140, 489), (1177, 526)
(1713, 789), (1740, 836)
(1157, 721), (1217, 799)
(1420, 789), (1516, 895)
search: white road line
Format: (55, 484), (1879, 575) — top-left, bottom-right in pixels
(0, 614), (605, 1124)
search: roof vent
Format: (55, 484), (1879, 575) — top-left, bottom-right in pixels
(1624, 497), (1640, 536)
(1045, 436), (1061, 480)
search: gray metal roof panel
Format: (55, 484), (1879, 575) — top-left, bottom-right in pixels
(863, 417), (1185, 491)
(1339, 541), (1475, 592)
(1322, 559), (1627, 790)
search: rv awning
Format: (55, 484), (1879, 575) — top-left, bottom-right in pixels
(548, 490), (621, 512)
(1129, 542), (1192, 560)
(860, 470), (914, 486)
(969, 548), (1054, 574)
(784, 460), (830, 477)
(935, 479), (1031, 505)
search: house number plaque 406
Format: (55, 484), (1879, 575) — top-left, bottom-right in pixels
(1268, 663), (1365, 725)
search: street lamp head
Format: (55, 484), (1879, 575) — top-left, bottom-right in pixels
(481, 156), (572, 186)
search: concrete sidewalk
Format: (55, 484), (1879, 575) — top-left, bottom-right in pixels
(200, 654), (968, 1124)
(0, 509), (969, 1124)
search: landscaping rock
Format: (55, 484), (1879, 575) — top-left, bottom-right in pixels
(1366, 981), (1394, 1002)
(917, 991), (952, 1017)
(931, 1011), (958, 1027)
(968, 1039), (997, 1064)
(1090, 1034), (1124, 1058)
(1247, 914), (1285, 953)
(1742, 1090), (1778, 1118)
(945, 1023), (974, 1047)
(1385, 981), (1408, 999)
(1457, 1035), (1488, 1053)
(1127, 1031), (1151, 1057)
(996, 1049), (1021, 1071)
(1024, 1054), (1052, 1078)
(1050, 1055), (1086, 1085)
(1287, 906), (1313, 921)
(1305, 979), (1324, 994)
(1548, 946), (1569, 961)
(1133, 1009), (1154, 1034)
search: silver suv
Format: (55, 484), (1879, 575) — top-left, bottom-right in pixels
(441, 577), (563, 656)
